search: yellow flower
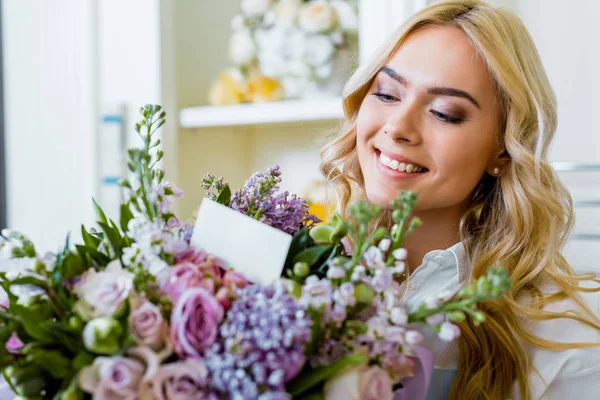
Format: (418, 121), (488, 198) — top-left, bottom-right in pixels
(208, 71), (248, 106)
(246, 73), (284, 103)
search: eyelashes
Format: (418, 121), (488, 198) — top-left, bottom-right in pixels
(371, 92), (465, 125)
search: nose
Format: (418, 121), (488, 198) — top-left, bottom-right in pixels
(382, 98), (423, 145)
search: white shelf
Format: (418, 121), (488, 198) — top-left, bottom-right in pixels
(179, 97), (344, 128)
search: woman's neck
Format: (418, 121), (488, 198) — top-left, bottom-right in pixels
(400, 205), (464, 274)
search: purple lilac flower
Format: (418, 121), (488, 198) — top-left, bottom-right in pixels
(204, 283), (311, 399)
(229, 165), (321, 235)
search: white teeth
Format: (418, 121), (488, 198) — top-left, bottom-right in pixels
(380, 153), (392, 167)
(379, 152), (424, 173)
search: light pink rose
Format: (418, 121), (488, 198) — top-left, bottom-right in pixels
(153, 359), (214, 400)
(129, 301), (167, 350)
(170, 288), (224, 359)
(79, 346), (165, 400)
(222, 270), (249, 290)
(174, 249), (224, 281)
(74, 260), (133, 319)
(324, 365), (393, 400)
(79, 356), (145, 400)
(159, 262), (215, 303)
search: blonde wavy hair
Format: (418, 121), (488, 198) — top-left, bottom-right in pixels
(319, 1), (600, 398)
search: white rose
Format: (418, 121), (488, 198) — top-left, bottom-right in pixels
(74, 260), (133, 319)
(324, 365), (393, 400)
(241, 0), (272, 17)
(229, 29), (256, 65)
(275, 0), (302, 26)
(304, 34), (334, 66)
(330, 0), (358, 31)
(298, 0), (338, 34)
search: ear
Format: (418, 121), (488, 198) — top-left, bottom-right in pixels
(486, 149), (511, 177)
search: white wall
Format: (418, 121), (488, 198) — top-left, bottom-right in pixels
(1, 0), (162, 252)
(2, 0), (98, 252)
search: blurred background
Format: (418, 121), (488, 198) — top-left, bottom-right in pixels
(0, 0), (598, 273)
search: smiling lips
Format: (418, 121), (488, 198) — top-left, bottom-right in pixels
(376, 150), (427, 174)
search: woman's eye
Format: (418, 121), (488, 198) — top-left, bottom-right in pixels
(431, 110), (464, 124)
(372, 92), (399, 103)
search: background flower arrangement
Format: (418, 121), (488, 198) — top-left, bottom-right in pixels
(0, 105), (511, 400)
(209, 0), (359, 105)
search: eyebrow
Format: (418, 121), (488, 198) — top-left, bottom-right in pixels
(379, 66), (481, 109)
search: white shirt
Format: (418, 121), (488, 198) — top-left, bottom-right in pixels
(400, 242), (600, 399)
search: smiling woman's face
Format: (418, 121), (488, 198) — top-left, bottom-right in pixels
(356, 25), (503, 213)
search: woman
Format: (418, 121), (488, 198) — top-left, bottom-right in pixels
(320, 0), (600, 398)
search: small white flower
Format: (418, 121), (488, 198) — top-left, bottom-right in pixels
(438, 322), (461, 342)
(240, 0), (272, 17)
(394, 261), (406, 274)
(228, 29), (256, 65)
(353, 265), (366, 275)
(392, 248), (408, 261)
(330, 0), (358, 31)
(425, 313), (445, 326)
(327, 266), (346, 280)
(304, 35), (334, 66)
(275, 0), (302, 26)
(390, 307), (408, 326)
(405, 330), (424, 345)
(230, 15), (245, 31)
(378, 239), (392, 252)
(424, 296), (441, 310)
(298, 0), (338, 34)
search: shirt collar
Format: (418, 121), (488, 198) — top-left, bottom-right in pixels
(417, 241), (470, 283)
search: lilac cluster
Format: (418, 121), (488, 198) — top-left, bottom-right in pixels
(205, 283), (311, 399)
(229, 165), (320, 235)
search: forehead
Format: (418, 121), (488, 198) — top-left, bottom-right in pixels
(385, 25), (496, 102)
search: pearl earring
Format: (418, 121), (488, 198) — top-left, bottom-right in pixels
(492, 167), (501, 175)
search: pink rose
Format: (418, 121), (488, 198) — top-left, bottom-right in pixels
(79, 346), (164, 400)
(159, 262), (215, 303)
(324, 365), (393, 400)
(79, 356), (145, 400)
(74, 260), (133, 319)
(153, 359), (214, 400)
(170, 288), (224, 359)
(222, 270), (250, 290)
(129, 301), (167, 350)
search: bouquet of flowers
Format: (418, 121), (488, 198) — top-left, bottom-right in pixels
(209, 0), (359, 105)
(0, 105), (511, 400)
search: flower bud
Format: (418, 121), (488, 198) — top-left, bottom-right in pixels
(446, 311), (466, 323)
(354, 283), (376, 305)
(309, 225), (334, 244)
(293, 261), (310, 278)
(83, 317), (123, 355)
(372, 227), (388, 241)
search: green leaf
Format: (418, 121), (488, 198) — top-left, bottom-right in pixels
(120, 203), (135, 233)
(92, 198), (108, 225)
(3, 362), (51, 398)
(304, 307), (324, 357)
(98, 221), (123, 256)
(293, 245), (333, 267)
(10, 303), (54, 344)
(72, 351), (95, 370)
(81, 225), (101, 248)
(215, 185), (232, 206)
(9, 276), (48, 289)
(75, 245), (110, 266)
(283, 227), (314, 271)
(25, 347), (71, 379)
(286, 354), (368, 396)
(59, 253), (88, 279)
